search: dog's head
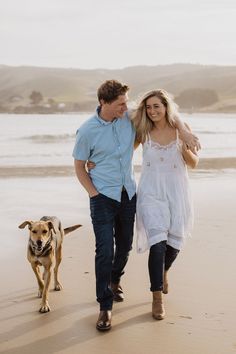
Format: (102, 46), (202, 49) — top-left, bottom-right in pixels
(19, 220), (56, 252)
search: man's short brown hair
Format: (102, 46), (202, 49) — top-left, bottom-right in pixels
(97, 80), (129, 104)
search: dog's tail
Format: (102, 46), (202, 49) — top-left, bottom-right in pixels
(64, 224), (82, 236)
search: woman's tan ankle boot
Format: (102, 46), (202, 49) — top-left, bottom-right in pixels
(163, 271), (169, 294)
(152, 291), (165, 320)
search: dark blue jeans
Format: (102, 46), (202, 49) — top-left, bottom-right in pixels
(90, 190), (136, 310)
(148, 241), (180, 292)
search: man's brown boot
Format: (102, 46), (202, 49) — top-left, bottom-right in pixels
(163, 271), (169, 294)
(152, 291), (165, 320)
(111, 283), (124, 302)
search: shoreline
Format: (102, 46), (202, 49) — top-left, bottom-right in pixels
(1, 157), (236, 178)
(1, 108), (236, 115)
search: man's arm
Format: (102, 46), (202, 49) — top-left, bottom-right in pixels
(174, 115), (201, 153)
(181, 124), (199, 168)
(74, 159), (99, 197)
(182, 144), (199, 169)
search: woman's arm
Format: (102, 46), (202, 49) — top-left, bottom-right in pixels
(134, 139), (140, 150)
(180, 123), (199, 169)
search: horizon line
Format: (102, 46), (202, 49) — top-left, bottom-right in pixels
(0, 62), (235, 71)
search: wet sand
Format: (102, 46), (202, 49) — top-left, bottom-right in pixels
(1, 157), (236, 178)
(0, 171), (236, 354)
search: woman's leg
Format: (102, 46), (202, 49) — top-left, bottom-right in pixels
(148, 241), (166, 320)
(148, 241), (166, 291)
(163, 244), (180, 294)
(165, 244), (180, 271)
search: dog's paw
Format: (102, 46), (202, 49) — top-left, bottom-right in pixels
(54, 282), (63, 291)
(39, 302), (51, 313)
(38, 289), (43, 298)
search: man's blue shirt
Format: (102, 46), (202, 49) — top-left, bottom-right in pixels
(72, 108), (136, 202)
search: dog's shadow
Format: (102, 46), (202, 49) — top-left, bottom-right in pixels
(0, 287), (70, 313)
(0, 300), (95, 352)
(1, 301), (151, 354)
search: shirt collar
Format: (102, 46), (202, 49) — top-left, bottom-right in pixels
(95, 106), (117, 125)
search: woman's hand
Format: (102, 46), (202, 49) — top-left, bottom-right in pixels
(174, 115), (201, 153)
(179, 129), (201, 154)
(86, 160), (96, 171)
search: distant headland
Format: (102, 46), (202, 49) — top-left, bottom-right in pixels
(0, 63), (236, 114)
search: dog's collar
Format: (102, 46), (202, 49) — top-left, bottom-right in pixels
(29, 235), (53, 257)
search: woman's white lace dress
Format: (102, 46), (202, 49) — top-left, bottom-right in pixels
(136, 131), (193, 253)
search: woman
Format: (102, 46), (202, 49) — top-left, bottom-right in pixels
(131, 89), (199, 320)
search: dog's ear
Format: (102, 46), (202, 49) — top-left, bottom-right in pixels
(47, 221), (56, 234)
(18, 221), (33, 230)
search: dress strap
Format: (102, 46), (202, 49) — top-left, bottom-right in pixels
(146, 132), (151, 146)
(176, 128), (183, 152)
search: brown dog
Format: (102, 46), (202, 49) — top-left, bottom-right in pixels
(19, 216), (82, 313)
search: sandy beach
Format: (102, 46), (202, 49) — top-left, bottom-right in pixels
(1, 157), (236, 178)
(0, 168), (236, 354)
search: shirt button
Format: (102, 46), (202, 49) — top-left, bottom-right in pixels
(160, 157), (164, 161)
(174, 164), (177, 168)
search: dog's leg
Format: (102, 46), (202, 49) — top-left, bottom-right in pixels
(54, 244), (63, 291)
(39, 266), (52, 313)
(31, 263), (44, 298)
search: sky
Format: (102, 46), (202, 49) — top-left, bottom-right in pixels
(0, 0), (236, 69)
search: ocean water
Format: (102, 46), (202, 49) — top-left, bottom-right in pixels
(1, 112), (236, 167)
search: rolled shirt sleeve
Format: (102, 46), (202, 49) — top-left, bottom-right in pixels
(72, 129), (90, 161)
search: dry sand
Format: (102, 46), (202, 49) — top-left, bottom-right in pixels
(0, 169), (236, 354)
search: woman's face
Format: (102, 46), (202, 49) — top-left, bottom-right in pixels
(145, 96), (166, 123)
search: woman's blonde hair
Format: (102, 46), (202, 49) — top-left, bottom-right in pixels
(131, 89), (179, 144)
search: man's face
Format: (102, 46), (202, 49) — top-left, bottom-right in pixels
(102, 94), (128, 119)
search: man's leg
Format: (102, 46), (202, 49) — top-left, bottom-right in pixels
(111, 191), (136, 298)
(90, 194), (116, 311)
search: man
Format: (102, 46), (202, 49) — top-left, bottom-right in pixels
(73, 80), (200, 331)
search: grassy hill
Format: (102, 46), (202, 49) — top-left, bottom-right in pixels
(0, 64), (235, 112)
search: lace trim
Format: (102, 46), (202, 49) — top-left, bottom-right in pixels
(149, 139), (177, 150)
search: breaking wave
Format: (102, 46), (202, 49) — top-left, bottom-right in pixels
(19, 134), (75, 143)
